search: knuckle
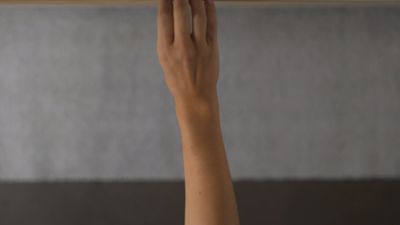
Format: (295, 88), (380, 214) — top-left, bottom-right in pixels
(157, 46), (170, 61)
(157, 38), (169, 49)
(175, 43), (190, 55)
(175, 38), (188, 48)
(182, 49), (196, 63)
(192, 13), (205, 22)
(196, 38), (207, 48)
(207, 35), (214, 45)
(206, 35), (216, 46)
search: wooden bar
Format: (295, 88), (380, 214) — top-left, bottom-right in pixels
(0, 0), (399, 5)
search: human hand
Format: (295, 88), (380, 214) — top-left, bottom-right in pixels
(156, 0), (219, 108)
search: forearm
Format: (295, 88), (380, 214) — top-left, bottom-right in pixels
(175, 96), (240, 225)
(156, 0), (237, 222)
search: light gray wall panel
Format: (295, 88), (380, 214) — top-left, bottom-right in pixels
(0, 6), (399, 180)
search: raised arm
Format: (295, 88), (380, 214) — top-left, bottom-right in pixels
(156, 0), (240, 225)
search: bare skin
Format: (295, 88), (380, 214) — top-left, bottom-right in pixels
(156, 0), (240, 225)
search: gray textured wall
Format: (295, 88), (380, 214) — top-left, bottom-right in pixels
(0, 5), (399, 180)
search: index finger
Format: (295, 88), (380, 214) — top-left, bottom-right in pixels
(157, 0), (174, 45)
(173, 0), (191, 44)
(205, 0), (218, 46)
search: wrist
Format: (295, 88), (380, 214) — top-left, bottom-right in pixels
(174, 94), (220, 123)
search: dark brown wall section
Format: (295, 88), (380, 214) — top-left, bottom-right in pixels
(0, 180), (399, 225)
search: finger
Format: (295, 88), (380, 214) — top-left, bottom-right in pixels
(189, 0), (206, 43)
(173, 0), (191, 43)
(157, 0), (174, 45)
(205, 0), (218, 46)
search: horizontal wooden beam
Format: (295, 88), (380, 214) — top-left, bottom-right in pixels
(0, 0), (399, 4)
